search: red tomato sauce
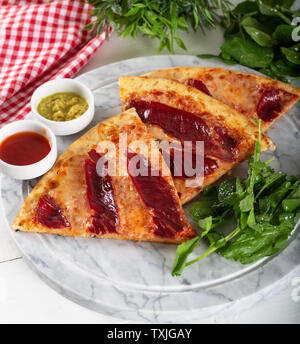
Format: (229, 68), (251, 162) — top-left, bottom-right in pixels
(0, 131), (51, 166)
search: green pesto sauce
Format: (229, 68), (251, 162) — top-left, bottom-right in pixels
(37, 92), (89, 121)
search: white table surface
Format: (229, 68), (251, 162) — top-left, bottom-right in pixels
(1, 2), (300, 323)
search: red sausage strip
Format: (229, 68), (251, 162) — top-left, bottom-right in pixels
(129, 100), (239, 162)
(85, 150), (119, 235)
(185, 78), (211, 96)
(127, 150), (186, 238)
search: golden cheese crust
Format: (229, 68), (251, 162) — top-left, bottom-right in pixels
(147, 67), (300, 131)
(119, 76), (275, 204)
(12, 108), (196, 244)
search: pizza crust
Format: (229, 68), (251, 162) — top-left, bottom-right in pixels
(119, 76), (275, 151)
(147, 67), (300, 130)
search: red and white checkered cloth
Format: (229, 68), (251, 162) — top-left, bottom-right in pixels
(0, 0), (108, 126)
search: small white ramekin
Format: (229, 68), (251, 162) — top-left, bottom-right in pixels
(0, 120), (57, 180)
(30, 78), (95, 136)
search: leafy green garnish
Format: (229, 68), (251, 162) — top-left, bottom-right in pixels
(220, 219), (295, 264)
(241, 16), (275, 47)
(221, 37), (274, 68)
(172, 119), (300, 276)
(199, 0), (300, 82)
(85, 0), (232, 53)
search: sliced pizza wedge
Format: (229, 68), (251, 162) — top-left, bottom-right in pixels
(147, 67), (300, 131)
(13, 108), (196, 244)
(119, 76), (275, 204)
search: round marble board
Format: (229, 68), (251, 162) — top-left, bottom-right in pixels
(1, 55), (300, 323)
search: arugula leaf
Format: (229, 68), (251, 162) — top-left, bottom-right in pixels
(184, 226), (242, 267)
(218, 178), (240, 204)
(281, 183), (300, 212)
(259, 180), (293, 214)
(239, 194), (255, 212)
(255, 172), (286, 199)
(190, 198), (216, 221)
(172, 236), (201, 276)
(198, 216), (213, 231)
(221, 219), (296, 264)
(247, 208), (257, 229)
(172, 214), (217, 276)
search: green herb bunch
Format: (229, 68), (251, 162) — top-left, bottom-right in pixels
(85, 0), (232, 52)
(172, 120), (300, 276)
(200, 0), (300, 82)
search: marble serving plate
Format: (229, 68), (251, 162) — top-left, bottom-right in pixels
(1, 55), (300, 323)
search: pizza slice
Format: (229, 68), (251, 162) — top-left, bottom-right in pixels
(119, 76), (275, 204)
(147, 67), (300, 131)
(12, 108), (196, 244)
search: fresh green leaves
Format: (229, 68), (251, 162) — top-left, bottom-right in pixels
(221, 219), (295, 264)
(87, 0), (300, 78)
(172, 236), (201, 276)
(257, 0), (291, 24)
(233, 1), (258, 15)
(241, 16), (275, 47)
(281, 46), (300, 65)
(221, 37), (274, 68)
(218, 178), (240, 204)
(172, 120), (300, 276)
(86, 0), (232, 53)
(273, 25), (294, 44)
(202, 0), (300, 82)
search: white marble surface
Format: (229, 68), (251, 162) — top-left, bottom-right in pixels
(1, 2), (300, 322)
(2, 54), (300, 323)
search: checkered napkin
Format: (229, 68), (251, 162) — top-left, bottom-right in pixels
(0, 0), (108, 126)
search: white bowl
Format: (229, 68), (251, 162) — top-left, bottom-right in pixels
(31, 78), (94, 136)
(0, 120), (57, 180)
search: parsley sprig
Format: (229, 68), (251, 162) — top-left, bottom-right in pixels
(85, 0), (232, 52)
(172, 119), (300, 276)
